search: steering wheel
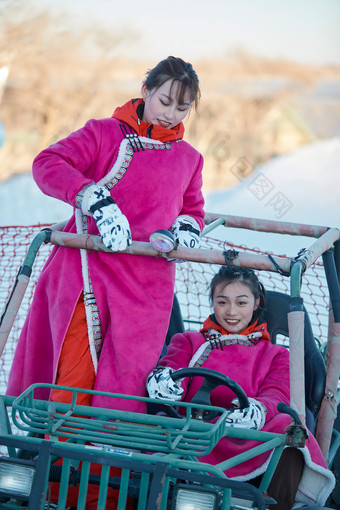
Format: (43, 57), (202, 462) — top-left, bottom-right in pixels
(163, 367), (250, 421)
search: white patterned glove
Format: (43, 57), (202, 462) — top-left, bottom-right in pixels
(146, 367), (184, 401)
(171, 215), (201, 249)
(87, 186), (132, 251)
(225, 398), (266, 431)
(169, 215), (201, 263)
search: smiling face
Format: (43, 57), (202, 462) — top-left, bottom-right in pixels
(212, 281), (260, 334)
(141, 79), (192, 129)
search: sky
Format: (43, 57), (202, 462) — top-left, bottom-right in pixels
(35, 0), (340, 66)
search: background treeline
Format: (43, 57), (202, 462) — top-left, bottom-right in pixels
(1, 0), (339, 191)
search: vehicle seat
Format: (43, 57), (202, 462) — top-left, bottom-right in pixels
(263, 290), (327, 433)
(160, 294), (185, 357)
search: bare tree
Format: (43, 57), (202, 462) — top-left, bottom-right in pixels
(0, 0), (141, 178)
(0, 2), (338, 190)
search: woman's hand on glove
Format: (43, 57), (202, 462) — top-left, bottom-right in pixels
(146, 367), (184, 401)
(87, 186), (132, 251)
(225, 398), (267, 430)
(169, 215), (201, 262)
(171, 215), (201, 249)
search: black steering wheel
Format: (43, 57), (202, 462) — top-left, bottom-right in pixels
(163, 367), (250, 421)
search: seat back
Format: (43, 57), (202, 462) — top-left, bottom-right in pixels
(263, 291), (326, 431)
(164, 295), (185, 353)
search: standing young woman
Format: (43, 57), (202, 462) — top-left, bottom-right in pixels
(7, 56), (205, 414)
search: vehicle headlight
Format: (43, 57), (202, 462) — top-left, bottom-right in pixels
(172, 484), (220, 510)
(0, 457), (35, 499)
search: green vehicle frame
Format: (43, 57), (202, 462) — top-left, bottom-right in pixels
(0, 212), (339, 509)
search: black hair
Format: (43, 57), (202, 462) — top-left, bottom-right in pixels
(144, 56), (201, 111)
(209, 266), (267, 324)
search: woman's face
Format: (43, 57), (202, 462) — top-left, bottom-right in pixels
(213, 281), (259, 334)
(141, 79), (192, 129)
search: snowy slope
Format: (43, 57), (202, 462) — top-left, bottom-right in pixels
(0, 138), (338, 383)
(0, 138), (339, 257)
(204, 137), (340, 256)
(0, 173), (72, 226)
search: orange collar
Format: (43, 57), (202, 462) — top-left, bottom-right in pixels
(200, 315), (271, 341)
(112, 98), (185, 142)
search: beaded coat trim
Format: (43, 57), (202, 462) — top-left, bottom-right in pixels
(75, 132), (171, 369)
(189, 329), (263, 368)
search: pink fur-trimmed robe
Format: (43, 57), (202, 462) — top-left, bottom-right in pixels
(158, 329), (335, 506)
(6, 118), (205, 413)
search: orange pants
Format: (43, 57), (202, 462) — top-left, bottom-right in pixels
(51, 294), (95, 406)
(49, 296), (133, 509)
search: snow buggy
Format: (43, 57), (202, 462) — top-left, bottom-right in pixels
(0, 212), (339, 509)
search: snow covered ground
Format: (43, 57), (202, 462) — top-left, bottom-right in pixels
(203, 137), (340, 256)
(0, 138), (339, 397)
(0, 173), (72, 226)
(0, 138), (338, 454)
(1, 138), (339, 246)
(1, 138), (338, 317)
